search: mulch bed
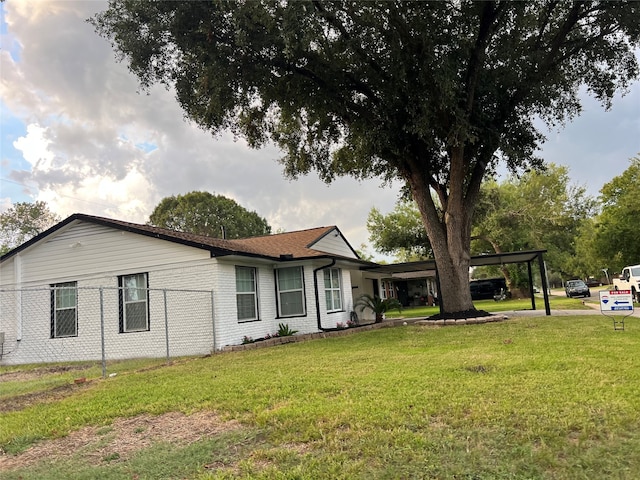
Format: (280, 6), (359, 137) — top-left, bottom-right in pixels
(427, 309), (492, 320)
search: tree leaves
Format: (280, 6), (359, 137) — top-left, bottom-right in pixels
(0, 201), (60, 255)
(148, 191), (271, 239)
(590, 157), (640, 271)
(472, 165), (596, 281)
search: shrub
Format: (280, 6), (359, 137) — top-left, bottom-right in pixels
(354, 294), (403, 323)
(277, 323), (298, 337)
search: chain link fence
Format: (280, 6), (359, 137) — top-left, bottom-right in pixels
(0, 287), (214, 376)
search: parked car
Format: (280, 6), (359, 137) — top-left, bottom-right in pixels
(585, 277), (601, 287)
(565, 280), (590, 298)
(470, 278), (508, 300)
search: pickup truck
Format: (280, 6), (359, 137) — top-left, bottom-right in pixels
(613, 264), (640, 303)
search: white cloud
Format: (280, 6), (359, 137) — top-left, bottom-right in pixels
(36, 165), (154, 222)
(0, 197), (13, 213)
(12, 123), (54, 171)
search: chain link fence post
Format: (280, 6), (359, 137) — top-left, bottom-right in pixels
(210, 290), (216, 352)
(100, 287), (107, 379)
(163, 289), (170, 364)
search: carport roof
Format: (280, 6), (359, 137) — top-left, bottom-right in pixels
(361, 249), (547, 275)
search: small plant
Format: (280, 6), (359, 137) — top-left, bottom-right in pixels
(354, 294), (403, 323)
(347, 319), (356, 328)
(277, 323), (298, 337)
(336, 322), (347, 329)
(241, 335), (254, 344)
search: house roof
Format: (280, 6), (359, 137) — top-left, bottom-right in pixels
(0, 213), (364, 264)
(224, 227), (350, 259)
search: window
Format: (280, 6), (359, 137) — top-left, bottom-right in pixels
(236, 266), (258, 321)
(51, 282), (77, 338)
(381, 280), (395, 299)
(324, 268), (343, 312)
(119, 273), (149, 332)
(276, 266), (305, 317)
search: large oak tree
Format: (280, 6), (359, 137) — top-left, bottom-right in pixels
(92, 1), (640, 315)
(149, 191), (271, 239)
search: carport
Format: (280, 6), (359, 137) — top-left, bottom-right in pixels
(361, 250), (551, 316)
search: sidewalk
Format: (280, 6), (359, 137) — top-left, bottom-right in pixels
(494, 290), (640, 318)
(497, 306), (640, 318)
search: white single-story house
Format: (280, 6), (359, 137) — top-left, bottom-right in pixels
(0, 213), (392, 365)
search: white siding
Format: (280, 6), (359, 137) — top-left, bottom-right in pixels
(311, 229), (358, 258)
(9, 221), (211, 287)
(0, 257), (15, 286)
(0, 220), (220, 365)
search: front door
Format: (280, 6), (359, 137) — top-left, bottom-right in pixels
(394, 281), (410, 307)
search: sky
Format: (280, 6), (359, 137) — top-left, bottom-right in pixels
(1, 1), (639, 260)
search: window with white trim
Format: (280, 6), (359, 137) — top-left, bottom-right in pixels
(324, 268), (343, 312)
(51, 282), (77, 338)
(381, 280), (395, 299)
(119, 273), (149, 332)
(236, 266), (259, 321)
(276, 266), (305, 317)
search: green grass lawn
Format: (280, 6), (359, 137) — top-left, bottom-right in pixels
(2, 315), (639, 479)
(386, 293), (592, 318)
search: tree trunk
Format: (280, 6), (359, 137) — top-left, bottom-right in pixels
(473, 235), (513, 288)
(407, 149), (484, 316)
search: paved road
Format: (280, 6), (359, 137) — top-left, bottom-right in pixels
(497, 288), (640, 318)
(499, 303), (640, 318)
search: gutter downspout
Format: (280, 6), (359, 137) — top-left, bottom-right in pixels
(313, 259), (336, 331)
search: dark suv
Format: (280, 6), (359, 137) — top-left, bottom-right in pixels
(565, 280), (590, 298)
(470, 278), (508, 300)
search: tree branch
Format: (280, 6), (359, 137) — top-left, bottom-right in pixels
(311, 1), (392, 83)
(463, 1), (508, 118)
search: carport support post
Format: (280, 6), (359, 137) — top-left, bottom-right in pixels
(538, 254), (551, 316)
(527, 261), (536, 311)
(435, 268), (443, 317)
